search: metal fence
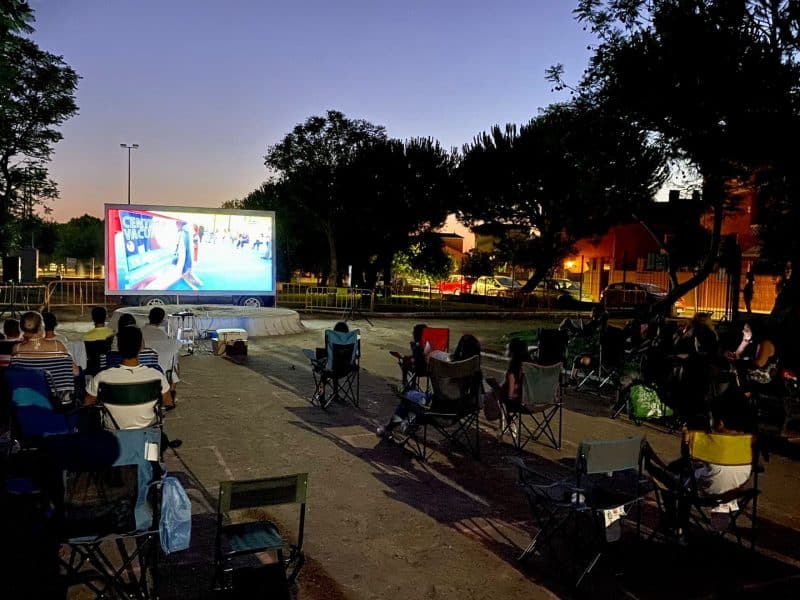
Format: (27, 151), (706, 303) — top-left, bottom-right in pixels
(0, 273), (775, 320)
(303, 287), (375, 313)
(44, 279), (111, 314)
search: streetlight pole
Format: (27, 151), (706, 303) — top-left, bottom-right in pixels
(120, 143), (139, 204)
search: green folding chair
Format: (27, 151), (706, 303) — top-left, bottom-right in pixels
(97, 380), (164, 430)
(215, 473), (308, 592)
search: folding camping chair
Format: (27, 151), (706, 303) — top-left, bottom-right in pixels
(644, 431), (761, 549)
(401, 355), (482, 461)
(4, 365), (81, 447)
(576, 326), (626, 392)
(46, 427), (163, 599)
(215, 473), (308, 593)
(303, 329), (360, 409)
(10, 352), (78, 408)
(498, 362), (563, 450)
(390, 326), (450, 393)
(508, 436), (648, 588)
(97, 380), (165, 431)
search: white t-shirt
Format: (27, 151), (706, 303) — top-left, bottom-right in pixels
(142, 323), (169, 346)
(694, 463), (752, 496)
(88, 364), (170, 430)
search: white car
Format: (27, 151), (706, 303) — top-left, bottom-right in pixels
(470, 276), (523, 297)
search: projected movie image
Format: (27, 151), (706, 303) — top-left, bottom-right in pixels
(106, 205), (275, 295)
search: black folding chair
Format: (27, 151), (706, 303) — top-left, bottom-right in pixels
(508, 436), (648, 588)
(44, 427), (163, 599)
(401, 355), (482, 461)
(576, 326), (626, 392)
(644, 431), (762, 549)
(215, 473), (308, 594)
(303, 329), (360, 409)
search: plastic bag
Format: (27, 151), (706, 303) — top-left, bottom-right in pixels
(160, 475), (192, 554)
(629, 384), (673, 419)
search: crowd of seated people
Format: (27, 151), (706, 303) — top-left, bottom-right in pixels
(1, 307), (183, 443)
(377, 333), (482, 438)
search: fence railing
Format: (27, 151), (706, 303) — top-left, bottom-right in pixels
(0, 283), (48, 316)
(304, 287), (375, 313)
(44, 279), (111, 314)
(0, 273), (774, 320)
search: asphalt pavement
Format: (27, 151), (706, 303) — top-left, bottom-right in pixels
(52, 314), (800, 599)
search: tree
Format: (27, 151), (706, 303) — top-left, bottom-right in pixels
(335, 137), (457, 288)
(264, 110), (386, 285)
(53, 214), (103, 261)
(458, 102), (666, 294)
(0, 1), (79, 254)
(568, 0), (800, 310)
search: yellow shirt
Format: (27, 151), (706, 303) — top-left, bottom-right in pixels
(84, 326), (114, 341)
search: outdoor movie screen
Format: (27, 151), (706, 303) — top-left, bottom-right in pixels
(105, 204), (276, 296)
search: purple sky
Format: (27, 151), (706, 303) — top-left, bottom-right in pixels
(30, 0), (595, 222)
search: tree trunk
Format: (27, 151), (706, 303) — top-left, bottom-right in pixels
(325, 220), (338, 287)
(654, 179), (726, 314)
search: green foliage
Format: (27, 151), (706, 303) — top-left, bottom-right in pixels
(461, 250), (495, 277)
(0, 2), (79, 254)
(53, 214), (103, 261)
(459, 101), (666, 291)
(259, 112), (457, 287)
(397, 232), (452, 280)
(571, 1), (800, 304)
(264, 110), (387, 285)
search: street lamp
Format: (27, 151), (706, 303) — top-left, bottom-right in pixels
(120, 143), (139, 204)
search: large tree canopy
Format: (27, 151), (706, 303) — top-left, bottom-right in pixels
(458, 101), (667, 293)
(260, 111), (456, 287)
(264, 110), (386, 285)
(336, 136), (456, 288)
(0, 1), (79, 254)
(569, 0), (800, 309)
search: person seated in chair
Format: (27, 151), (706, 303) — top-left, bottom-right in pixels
(309, 321), (350, 403)
(559, 304), (609, 338)
(642, 388), (755, 537)
(142, 306), (170, 346)
(15, 310), (70, 355)
(377, 334), (482, 438)
(390, 323), (428, 389)
(85, 327), (182, 454)
(83, 306), (114, 342)
(487, 338), (532, 411)
(42, 310), (69, 344)
(3, 318), (22, 341)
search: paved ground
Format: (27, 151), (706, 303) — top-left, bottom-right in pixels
(46, 314), (800, 598)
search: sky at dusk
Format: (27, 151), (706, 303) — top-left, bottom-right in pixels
(29, 0), (596, 224)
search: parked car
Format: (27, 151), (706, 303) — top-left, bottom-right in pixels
(470, 275), (524, 297)
(435, 275), (474, 296)
(600, 282), (685, 314)
(534, 278), (593, 307)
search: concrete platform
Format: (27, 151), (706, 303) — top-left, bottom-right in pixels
(112, 304), (305, 337)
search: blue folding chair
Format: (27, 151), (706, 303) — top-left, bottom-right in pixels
(303, 329), (360, 408)
(5, 366), (80, 445)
